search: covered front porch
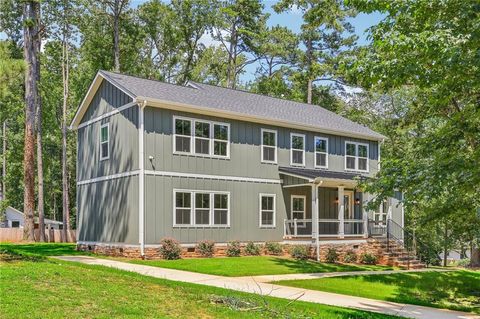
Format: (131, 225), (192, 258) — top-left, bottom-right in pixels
(279, 167), (371, 240)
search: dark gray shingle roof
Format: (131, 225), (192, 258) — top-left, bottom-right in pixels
(100, 70), (384, 140)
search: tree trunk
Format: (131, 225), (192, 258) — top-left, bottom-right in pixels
(35, 2), (45, 242)
(226, 22), (237, 89)
(23, 1), (39, 241)
(471, 241), (480, 267)
(113, 0), (120, 72)
(306, 38), (313, 104)
(443, 221), (448, 267)
(61, 30), (71, 241)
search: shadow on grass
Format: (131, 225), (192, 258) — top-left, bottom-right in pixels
(269, 257), (393, 273)
(327, 270), (480, 313)
(0, 243), (85, 261)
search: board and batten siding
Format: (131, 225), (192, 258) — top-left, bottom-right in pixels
(143, 108), (379, 180)
(144, 175), (285, 244)
(77, 175), (139, 244)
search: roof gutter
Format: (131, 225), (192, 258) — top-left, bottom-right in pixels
(136, 96), (385, 142)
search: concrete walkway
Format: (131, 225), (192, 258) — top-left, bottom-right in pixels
(54, 256), (479, 319)
(244, 268), (453, 283)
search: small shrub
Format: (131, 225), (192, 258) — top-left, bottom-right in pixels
(325, 248), (338, 263)
(196, 240), (215, 258)
(343, 250), (357, 263)
(226, 240), (241, 257)
(244, 241), (261, 256)
(159, 237), (181, 260)
(360, 253), (378, 265)
(290, 245), (309, 260)
(265, 242), (283, 255)
(457, 258), (471, 268)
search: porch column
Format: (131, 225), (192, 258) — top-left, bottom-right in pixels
(363, 193), (370, 238)
(338, 186), (345, 238)
(311, 183), (320, 261)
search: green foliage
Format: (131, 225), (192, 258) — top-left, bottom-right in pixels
(456, 258), (471, 268)
(196, 240), (215, 258)
(325, 248), (339, 263)
(360, 253), (377, 265)
(226, 240), (241, 257)
(264, 242), (283, 255)
(159, 238), (182, 260)
(289, 245), (309, 260)
(244, 241), (261, 256)
(343, 250), (357, 263)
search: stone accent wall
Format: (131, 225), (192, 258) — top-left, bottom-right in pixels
(78, 240), (381, 262)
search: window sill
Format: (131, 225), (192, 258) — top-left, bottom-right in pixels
(344, 169), (369, 174)
(261, 160), (278, 165)
(173, 225), (231, 229)
(259, 226), (276, 229)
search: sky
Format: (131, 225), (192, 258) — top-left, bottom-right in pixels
(1, 1), (384, 82)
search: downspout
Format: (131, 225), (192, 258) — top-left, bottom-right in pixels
(138, 99), (147, 257)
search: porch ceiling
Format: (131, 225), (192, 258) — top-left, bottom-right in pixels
(279, 166), (365, 187)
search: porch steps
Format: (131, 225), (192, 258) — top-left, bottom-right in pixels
(367, 238), (426, 269)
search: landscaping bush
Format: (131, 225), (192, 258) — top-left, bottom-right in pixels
(264, 242), (283, 255)
(244, 241), (261, 256)
(196, 240), (215, 258)
(360, 253), (378, 265)
(159, 237), (181, 260)
(325, 248), (338, 263)
(343, 250), (357, 263)
(290, 245), (309, 260)
(226, 240), (241, 257)
(457, 258), (471, 268)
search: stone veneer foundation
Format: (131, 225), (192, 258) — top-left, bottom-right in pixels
(77, 240), (390, 264)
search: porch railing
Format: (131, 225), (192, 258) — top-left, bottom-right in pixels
(284, 218), (365, 238)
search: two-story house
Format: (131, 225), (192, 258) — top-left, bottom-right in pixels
(71, 70), (403, 258)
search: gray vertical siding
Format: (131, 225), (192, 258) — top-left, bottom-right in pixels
(80, 80), (133, 124)
(144, 176), (286, 244)
(77, 176), (139, 244)
(144, 108), (379, 180)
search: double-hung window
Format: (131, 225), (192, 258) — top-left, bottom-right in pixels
(259, 194), (276, 227)
(100, 123), (109, 160)
(291, 195), (306, 220)
(174, 119), (191, 153)
(290, 133), (305, 166)
(194, 121), (210, 154)
(345, 141), (369, 172)
(173, 117), (230, 158)
(261, 129), (277, 163)
(314, 137), (328, 168)
(174, 190), (230, 227)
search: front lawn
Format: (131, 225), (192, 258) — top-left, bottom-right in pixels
(129, 256), (395, 277)
(276, 270), (480, 314)
(0, 245), (400, 319)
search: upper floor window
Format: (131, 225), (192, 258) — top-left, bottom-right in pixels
(100, 123), (109, 160)
(290, 133), (305, 166)
(345, 141), (369, 172)
(173, 117), (230, 158)
(314, 137), (328, 168)
(259, 193), (276, 227)
(174, 190), (230, 227)
(261, 129), (277, 163)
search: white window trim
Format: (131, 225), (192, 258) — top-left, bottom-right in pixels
(344, 141), (369, 173)
(172, 116), (230, 159)
(314, 136), (328, 169)
(100, 122), (109, 161)
(173, 189), (230, 228)
(259, 193), (276, 228)
(290, 133), (305, 167)
(291, 195), (306, 220)
(260, 128), (277, 164)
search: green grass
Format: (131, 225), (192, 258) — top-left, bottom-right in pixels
(128, 256), (395, 277)
(0, 242), (84, 258)
(0, 244), (400, 319)
(276, 271), (480, 314)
